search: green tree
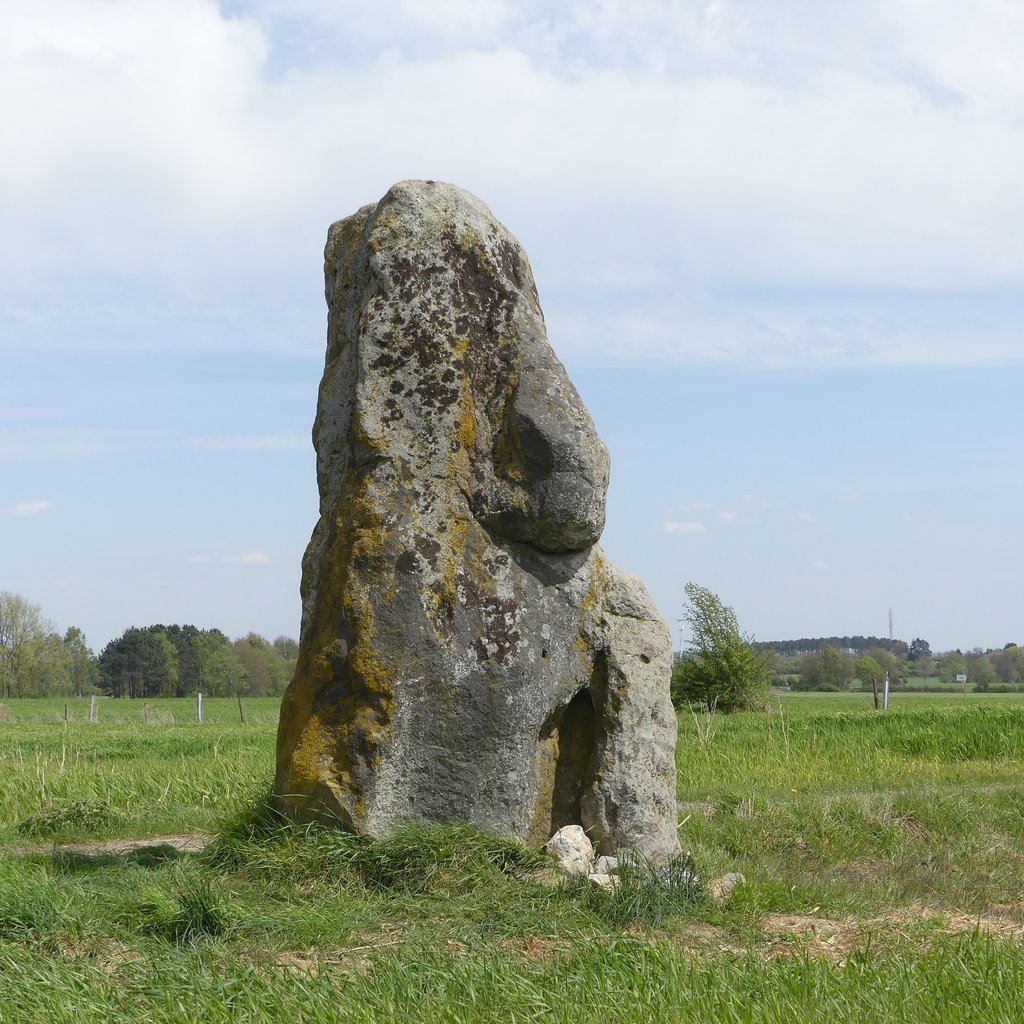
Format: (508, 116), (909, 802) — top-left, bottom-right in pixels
(63, 627), (98, 695)
(99, 627), (179, 698)
(937, 650), (966, 686)
(995, 644), (1024, 685)
(854, 655), (884, 689)
(818, 645), (854, 690)
(794, 651), (823, 690)
(671, 583), (772, 713)
(194, 630), (242, 696)
(965, 650), (998, 692)
(0, 592), (50, 697)
(908, 638), (932, 661)
(233, 633), (290, 696)
(867, 647), (902, 687)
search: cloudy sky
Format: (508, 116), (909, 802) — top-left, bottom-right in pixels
(4, 0), (1022, 654)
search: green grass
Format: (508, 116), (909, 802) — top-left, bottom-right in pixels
(0, 698), (278, 839)
(3, 693), (1024, 1021)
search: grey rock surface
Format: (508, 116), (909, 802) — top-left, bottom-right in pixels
(274, 180), (677, 860)
(544, 825), (594, 876)
(708, 872), (746, 900)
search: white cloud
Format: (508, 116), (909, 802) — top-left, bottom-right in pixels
(225, 552), (271, 565)
(814, 559), (830, 571)
(718, 511), (738, 523)
(186, 554), (210, 563)
(796, 511), (815, 522)
(662, 520), (707, 535)
(4, 2), (1024, 365)
(9, 499), (49, 516)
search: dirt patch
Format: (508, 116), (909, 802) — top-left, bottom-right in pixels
(6, 833), (211, 857)
(667, 922), (743, 956)
(893, 812), (930, 839)
(523, 864), (564, 888)
(269, 950), (324, 976)
(625, 921), (744, 958)
(761, 903), (1024, 960)
(497, 935), (570, 961)
(56, 935), (141, 977)
(876, 903), (1024, 941)
(243, 925), (405, 978)
(760, 913), (862, 960)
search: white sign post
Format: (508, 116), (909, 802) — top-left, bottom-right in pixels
(956, 672), (968, 699)
(883, 671), (890, 711)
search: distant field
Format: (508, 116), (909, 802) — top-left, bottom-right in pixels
(775, 689), (1024, 708)
(4, 693), (1024, 1021)
(0, 695), (282, 726)
(0, 697), (279, 838)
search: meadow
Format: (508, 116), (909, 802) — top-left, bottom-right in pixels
(3, 691), (1024, 1022)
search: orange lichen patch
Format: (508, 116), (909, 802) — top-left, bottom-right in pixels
(276, 471), (400, 822)
(529, 728), (560, 845)
(577, 551), (606, 624)
(284, 712), (334, 792)
(424, 517), (471, 639)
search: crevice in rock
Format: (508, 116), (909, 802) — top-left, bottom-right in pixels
(538, 686), (597, 839)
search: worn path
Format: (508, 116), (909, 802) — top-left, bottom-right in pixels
(5, 832), (211, 856)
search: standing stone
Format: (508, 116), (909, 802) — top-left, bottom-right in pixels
(274, 180), (677, 860)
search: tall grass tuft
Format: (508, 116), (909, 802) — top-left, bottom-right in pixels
(130, 873), (230, 943)
(0, 859), (79, 941)
(316, 820), (545, 895)
(584, 850), (704, 927)
(16, 799), (124, 840)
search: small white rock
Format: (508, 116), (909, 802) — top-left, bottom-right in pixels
(708, 872), (745, 900)
(587, 872), (619, 890)
(544, 825), (594, 876)
(592, 855), (619, 876)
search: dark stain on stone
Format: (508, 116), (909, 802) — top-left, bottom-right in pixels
(414, 536), (442, 565)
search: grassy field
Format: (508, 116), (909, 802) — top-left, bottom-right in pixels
(3, 692), (1024, 1021)
(0, 697), (278, 839)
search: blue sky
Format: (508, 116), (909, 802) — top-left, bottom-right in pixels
(3, 1), (1022, 654)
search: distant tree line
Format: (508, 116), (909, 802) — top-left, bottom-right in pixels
(97, 625), (297, 698)
(0, 591), (297, 699)
(756, 636), (904, 658)
(770, 636), (1024, 693)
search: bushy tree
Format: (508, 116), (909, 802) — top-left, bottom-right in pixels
(671, 583), (772, 713)
(867, 647), (902, 687)
(854, 655), (884, 688)
(908, 638), (932, 661)
(233, 633), (291, 696)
